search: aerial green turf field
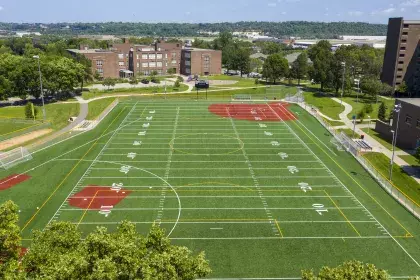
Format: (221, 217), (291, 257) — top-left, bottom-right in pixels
(0, 97), (419, 278)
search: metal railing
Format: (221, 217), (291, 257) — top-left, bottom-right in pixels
(298, 100), (420, 219)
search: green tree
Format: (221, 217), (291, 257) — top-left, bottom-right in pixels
(262, 53), (289, 84)
(307, 40), (333, 90)
(414, 146), (420, 165)
(291, 52), (309, 85)
(0, 76), (11, 100)
(397, 81), (408, 95)
(361, 77), (383, 100)
(0, 201), (23, 279)
(364, 103), (373, 114)
(166, 68), (176, 75)
(357, 108), (366, 123)
(129, 77), (138, 88)
(302, 260), (390, 280)
(250, 58), (263, 73)
(174, 79), (180, 88)
(24, 102), (38, 119)
(378, 102), (387, 121)
(22, 221), (211, 279)
(102, 77), (116, 90)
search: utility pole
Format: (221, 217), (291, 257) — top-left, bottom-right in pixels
(33, 55), (46, 120)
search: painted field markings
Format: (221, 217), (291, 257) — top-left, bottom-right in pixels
(156, 107), (179, 225)
(44, 103), (143, 230)
(226, 107), (280, 237)
(271, 103), (420, 267)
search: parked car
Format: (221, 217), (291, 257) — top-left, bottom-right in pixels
(225, 70), (239, 76)
(248, 72), (261, 78)
(195, 80), (210, 89)
(141, 78), (150, 84)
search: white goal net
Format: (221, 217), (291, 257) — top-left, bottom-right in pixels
(0, 147), (32, 170)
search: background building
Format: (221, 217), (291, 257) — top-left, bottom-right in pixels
(68, 40), (222, 78)
(180, 48), (222, 76)
(375, 98), (420, 150)
(381, 17), (420, 95)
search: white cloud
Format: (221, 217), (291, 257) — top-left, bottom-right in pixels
(401, 0), (420, 6)
(371, 7), (396, 15)
(268, 2), (277, 7)
(348, 11), (364, 16)
(0, 6), (3, 11)
(281, 11), (287, 15)
(401, 7), (406, 11)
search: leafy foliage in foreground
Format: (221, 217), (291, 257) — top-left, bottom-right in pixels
(0, 201), (211, 279)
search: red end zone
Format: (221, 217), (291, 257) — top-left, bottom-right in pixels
(208, 102), (297, 122)
(69, 186), (131, 209)
(0, 174), (31, 191)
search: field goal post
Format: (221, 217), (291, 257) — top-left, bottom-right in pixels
(0, 147), (32, 170)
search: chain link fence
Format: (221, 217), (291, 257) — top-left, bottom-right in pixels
(295, 97), (420, 219)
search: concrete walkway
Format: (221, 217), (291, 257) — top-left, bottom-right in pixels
(330, 97), (420, 183)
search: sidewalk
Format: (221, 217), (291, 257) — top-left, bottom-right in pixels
(330, 97), (420, 183)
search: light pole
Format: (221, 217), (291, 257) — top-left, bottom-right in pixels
(354, 78), (360, 103)
(33, 55), (46, 120)
(341, 62), (346, 105)
(389, 103), (402, 181)
(367, 115), (371, 135)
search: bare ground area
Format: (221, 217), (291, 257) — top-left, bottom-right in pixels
(0, 129), (53, 151)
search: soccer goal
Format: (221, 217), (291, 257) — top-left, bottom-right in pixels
(0, 147), (32, 170)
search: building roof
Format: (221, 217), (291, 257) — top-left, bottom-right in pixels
(183, 48), (219, 52)
(67, 49), (114, 54)
(397, 98), (420, 107)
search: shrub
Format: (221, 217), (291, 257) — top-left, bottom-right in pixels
(24, 102), (39, 119)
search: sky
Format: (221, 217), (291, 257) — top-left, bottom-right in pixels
(0, 0), (418, 23)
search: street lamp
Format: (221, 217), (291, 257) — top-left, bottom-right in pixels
(341, 62), (346, 105)
(367, 115), (371, 135)
(354, 78), (360, 104)
(389, 103), (402, 181)
(33, 55), (46, 120)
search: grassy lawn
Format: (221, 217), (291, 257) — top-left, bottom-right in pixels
(322, 118), (345, 127)
(86, 98), (117, 120)
(399, 154), (419, 167)
(82, 84), (189, 100)
(363, 152), (420, 205)
(336, 128), (361, 139)
(0, 103), (79, 131)
(342, 94), (395, 119)
(360, 128), (401, 152)
(302, 91), (344, 120)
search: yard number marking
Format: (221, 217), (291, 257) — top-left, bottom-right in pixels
(149, 110), (155, 114)
(127, 153), (137, 159)
(264, 131), (273, 136)
(313, 204), (328, 215)
(251, 109), (257, 115)
(138, 131), (146, 136)
(133, 141), (142, 146)
(287, 166), (299, 174)
(120, 165), (131, 174)
(99, 205), (113, 217)
(146, 116), (153, 121)
(259, 123), (267, 128)
(254, 117), (262, 121)
(142, 123), (150, 128)
(111, 183), (123, 192)
(278, 152), (288, 159)
(271, 141), (280, 146)
(298, 182), (312, 192)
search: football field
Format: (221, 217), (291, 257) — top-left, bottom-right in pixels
(1, 99), (419, 278)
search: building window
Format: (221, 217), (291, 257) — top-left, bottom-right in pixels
(172, 52), (177, 58)
(142, 62), (148, 68)
(96, 60), (103, 66)
(398, 68), (403, 71)
(157, 53), (163, 59)
(143, 70), (150, 75)
(157, 70), (162, 75)
(403, 32), (408, 35)
(402, 39), (407, 43)
(119, 62), (125, 66)
(142, 54), (148, 59)
(401, 47), (406, 51)
(203, 55), (210, 69)
(406, 115), (412, 125)
(399, 61), (404, 64)
(404, 24), (409, 28)
(184, 52), (191, 59)
(185, 61), (191, 66)
(118, 54), (124, 59)
(136, 55), (139, 59)
(165, 53), (168, 59)
(185, 68), (191, 74)
(137, 63), (139, 68)
(149, 62), (156, 68)
(156, 61), (163, 67)
(399, 54), (405, 57)
(172, 59), (177, 65)
(149, 54), (156, 60)
(397, 75), (402, 78)
(96, 68), (104, 74)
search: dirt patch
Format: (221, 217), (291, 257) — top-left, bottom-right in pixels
(0, 129), (53, 151)
(208, 102), (297, 122)
(0, 174), (31, 191)
(69, 186), (131, 209)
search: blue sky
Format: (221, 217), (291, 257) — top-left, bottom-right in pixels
(0, 0), (418, 23)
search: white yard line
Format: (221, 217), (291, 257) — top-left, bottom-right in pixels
(272, 103), (420, 267)
(46, 102), (140, 227)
